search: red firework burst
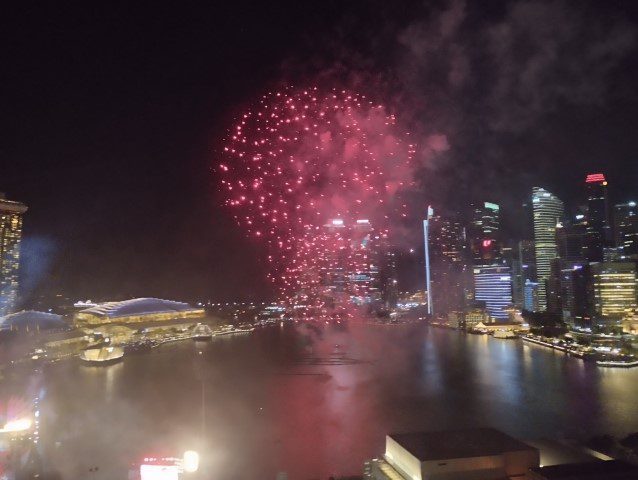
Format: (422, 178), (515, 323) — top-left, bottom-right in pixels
(219, 86), (415, 313)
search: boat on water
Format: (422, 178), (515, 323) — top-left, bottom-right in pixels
(80, 346), (124, 365)
(192, 323), (213, 341)
(216, 325), (255, 336)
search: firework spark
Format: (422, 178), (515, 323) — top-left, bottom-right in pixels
(219, 87), (416, 314)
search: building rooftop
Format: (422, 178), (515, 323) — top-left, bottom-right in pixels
(0, 194), (28, 213)
(389, 428), (536, 461)
(78, 298), (200, 318)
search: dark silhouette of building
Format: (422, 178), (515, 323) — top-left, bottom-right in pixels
(614, 201), (638, 260)
(585, 173), (612, 256)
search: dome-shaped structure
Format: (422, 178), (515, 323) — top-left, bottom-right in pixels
(0, 310), (65, 331)
(75, 298), (205, 326)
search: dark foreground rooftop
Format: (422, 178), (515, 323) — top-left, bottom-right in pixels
(389, 427), (536, 461)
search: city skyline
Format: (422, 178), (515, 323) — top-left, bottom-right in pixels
(3, 174), (638, 308)
(3, 3), (638, 479)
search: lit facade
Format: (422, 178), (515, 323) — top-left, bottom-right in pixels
(464, 306), (490, 330)
(512, 240), (535, 309)
(523, 279), (539, 312)
(590, 262), (637, 323)
(473, 265), (512, 320)
(558, 261), (589, 327)
(75, 298), (206, 326)
(532, 187), (564, 310)
(0, 194), (28, 317)
(469, 202), (500, 265)
(614, 201), (638, 260)
(427, 211), (469, 314)
(423, 207), (434, 314)
(320, 218), (382, 307)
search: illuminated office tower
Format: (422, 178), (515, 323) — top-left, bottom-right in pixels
(585, 173), (611, 250)
(0, 194), (28, 316)
(532, 187), (564, 310)
(556, 221), (588, 261)
(591, 262), (637, 325)
(320, 218), (381, 307)
(427, 211), (469, 314)
(349, 219), (381, 305)
(512, 240), (535, 309)
(472, 265), (512, 320)
(469, 202), (501, 265)
(423, 206), (434, 315)
(523, 279), (539, 312)
(559, 262), (589, 327)
(614, 201), (638, 260)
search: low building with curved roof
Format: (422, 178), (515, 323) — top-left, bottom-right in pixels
(0, 310), (66, 332)
(74, 298), (205, 326)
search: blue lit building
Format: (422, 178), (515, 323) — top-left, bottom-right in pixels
(524, 279), (540, 312)
(473, 265), (513, 320)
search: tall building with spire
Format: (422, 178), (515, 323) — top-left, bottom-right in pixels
(0, 193), (28, 316)
(532, 187), (564, 311)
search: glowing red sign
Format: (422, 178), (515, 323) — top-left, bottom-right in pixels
(585, 173), (606, 183)
(482, 239), (493, 248)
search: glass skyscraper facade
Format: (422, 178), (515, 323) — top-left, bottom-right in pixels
(532, 187), (564, 310)
(0, 194), (28, 316)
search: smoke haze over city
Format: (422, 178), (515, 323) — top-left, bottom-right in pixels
(3, 0), (638, 302)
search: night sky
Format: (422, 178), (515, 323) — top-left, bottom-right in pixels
(3, 1), (638, 303)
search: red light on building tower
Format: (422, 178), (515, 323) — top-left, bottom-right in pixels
(585, 173), (606, 184)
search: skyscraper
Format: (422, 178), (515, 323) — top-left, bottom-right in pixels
(614, 201), (638, 260)
(469, 202), (501, 265)
(428, 212), (469, 314)
(590, 262), (637, 326)
(556, 221), (588, 261)
(423, 206), (434, 315)
(559, 262), (589, 327)
(532, 187), (564, 310)
(473, 265), (512, 320)
(0, 193), (28, 316)
(512, 240), (536, 310)
(523, 279), (539, 312)
(585, 173), (611, 253)
(321, 218), (382, 307)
